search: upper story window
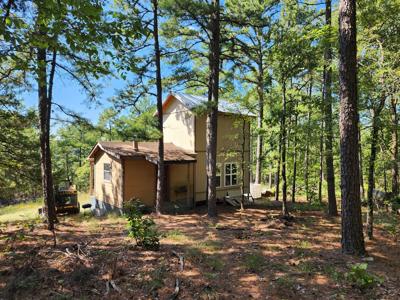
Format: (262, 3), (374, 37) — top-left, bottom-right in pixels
(104, 163), (112, 181)
(225, 163), (238, 186)
(216, 163), (221, 187)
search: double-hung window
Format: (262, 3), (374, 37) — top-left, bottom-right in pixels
(225, 163), (238, 186)
(104, 163), (112, 181)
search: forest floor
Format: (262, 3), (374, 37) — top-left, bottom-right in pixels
(0, 200), (399, 299)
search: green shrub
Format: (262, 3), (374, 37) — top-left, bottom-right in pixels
(123, 199), (160, 251)
(345, 263), (383, 290)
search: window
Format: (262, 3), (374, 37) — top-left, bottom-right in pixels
(216, 163), (221, 187)
(104, 163), (112, 181)
(225, 163), (238, 186)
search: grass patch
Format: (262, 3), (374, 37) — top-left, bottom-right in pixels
(204, 272), (219, 280)
(275, 275), (295, 289)
(243, 253), (266, 273)
(0, 199), (42, 223)
(185, 247), (205, 262)
(206, 256), (224, 271)
(292, 202), (326, 212)
(163, 229), (191, 243)
(297, 261), (318, 274)
(296, 240), (312, 249)
(322, 265), (345, 283)
(195, 240), (222, 252)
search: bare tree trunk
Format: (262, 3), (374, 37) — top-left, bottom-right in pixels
(391, 98), (399, 195)
(206, 0), (220, 218)
(255, 45), (264, 185)
(275, 132), (281, 202)
(268, 170), (272, 189)
(359, 129), (365, 200)
(153, 0), (165, 215)
(36, 4), (57, 230)
(305, 111), (311, 203)
(323, 0), (338, 216)
(339, 0), (365, 255)
(318, 121), (324, 203)
(240, 119), (246, 210)
(291, 110), (298, 203)
(37, 48), (57, 230)
(366, 98), (385, 240)
(281, 80), (289, 216)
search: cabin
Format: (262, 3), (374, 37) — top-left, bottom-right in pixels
(88, 92), (253, 214)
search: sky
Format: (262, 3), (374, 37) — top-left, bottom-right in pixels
(22, 74), (126, 124)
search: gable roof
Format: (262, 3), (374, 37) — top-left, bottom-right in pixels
(88, 141), (196, 164)
(163, 92), (255, 116)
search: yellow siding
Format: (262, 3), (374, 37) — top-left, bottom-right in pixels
(168, 163), (194, 205)
(194, 113), (251, 201)
(94, 152), (123, 208)
(163, 98), (195, 151)
(123, 158), (156, 206)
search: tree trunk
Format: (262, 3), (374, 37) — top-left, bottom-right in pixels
(153, 0), (165, 215)
(37, 47), (57, 230)
(305, 111), (311, 203)
(383, 161), (388, 192)
(281, 80), (289, 216)
(366, 98), (385, 240)
(359, 129), (365, 200)
(339, 0), (365, 255)
(318, 121), (324, 203)
(268, 170), (272, 189)
(291, 110), (298, 203)
(240, 119), (246, 210)
(206, 0), (220, 218)
(323, 0), (338, 216)
(391, 98), (399, 195)
(255, 45), (264, 185)
(275, 132), (281, 202)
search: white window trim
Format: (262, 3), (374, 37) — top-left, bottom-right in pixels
(224, 162), (239, 187)
(103, 163), (112, 182)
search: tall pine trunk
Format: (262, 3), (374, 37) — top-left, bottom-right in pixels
(305, 111), (311, 202)
(291, 109), (298, 203)
(37, 4), (57, 230)
(281, 80), (289, 216)
(153, 0), (165, 214)
(318, 121), (324, 203)
(339, 0), (365, 255)
(359, 129), (365, 200)
(323, 0), (338, 216)
(391, 98), (399, 195)
(240, 119), (246, 210)
(206, 0), (220, 218)
(366, 98), (385, 240)
(255, 43), (264, 185)
(275, 131), (281, 202)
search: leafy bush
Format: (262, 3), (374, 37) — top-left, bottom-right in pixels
(123, 198), (160, 251)
(345, 263), (383, 290)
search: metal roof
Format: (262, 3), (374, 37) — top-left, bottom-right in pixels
(171, 92), (256, 117)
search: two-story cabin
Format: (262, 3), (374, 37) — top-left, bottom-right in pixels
(88, 92), (253, 214)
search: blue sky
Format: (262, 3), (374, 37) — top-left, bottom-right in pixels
(22, 75), (126, 124)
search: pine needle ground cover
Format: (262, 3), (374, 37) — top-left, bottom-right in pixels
(0, 203), (399, 299)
